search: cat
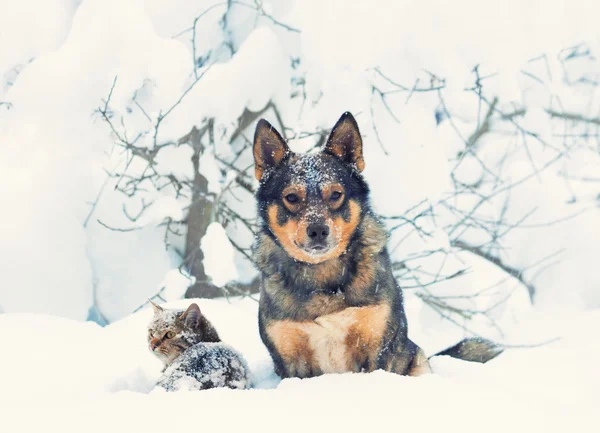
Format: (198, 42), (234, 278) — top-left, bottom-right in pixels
(147, 299), (252, 392)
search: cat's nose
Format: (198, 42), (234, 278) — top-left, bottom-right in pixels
(150, 338), (160, 351)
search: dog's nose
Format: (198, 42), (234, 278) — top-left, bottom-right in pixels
(307, 223), (329, 242)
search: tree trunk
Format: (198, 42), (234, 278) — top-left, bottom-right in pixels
(181, 123), (222, 298)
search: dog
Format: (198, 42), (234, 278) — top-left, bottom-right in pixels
(252, 112), (502, 379)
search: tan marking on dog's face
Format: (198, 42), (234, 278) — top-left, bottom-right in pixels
(267, 200), (361, 264)
(281, 184), (306, 213)
(267, 304), (390, 376)
(321, 183), (345, 210)
(267, 204), (303, 258)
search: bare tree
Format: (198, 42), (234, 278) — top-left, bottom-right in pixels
(369, 53), (600, 335)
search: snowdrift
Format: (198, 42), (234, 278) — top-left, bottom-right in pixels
(1, 298), (598, 432)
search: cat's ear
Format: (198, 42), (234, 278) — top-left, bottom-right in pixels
(148, 298), (163, 314)
(180, 303), (202, 328)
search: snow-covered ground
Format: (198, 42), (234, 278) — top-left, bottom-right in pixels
(1, 298), (598, 432)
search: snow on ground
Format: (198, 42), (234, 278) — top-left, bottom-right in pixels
(0, 298), (598, 432)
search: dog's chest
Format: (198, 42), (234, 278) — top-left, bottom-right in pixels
(266, 304), (390, 377)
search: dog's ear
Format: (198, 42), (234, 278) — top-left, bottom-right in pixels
(253, 119), (291, 180)
(324, 112), (365, 172)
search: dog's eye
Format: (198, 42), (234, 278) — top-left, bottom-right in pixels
(330, 191), (342, 201)
(165, 331), (175, 339)
(285, 193), (299, 204)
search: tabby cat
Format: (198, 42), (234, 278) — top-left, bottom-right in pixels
(147, 300), (251, 391)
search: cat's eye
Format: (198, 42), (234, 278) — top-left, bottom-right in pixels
(165, 331), (175, 339)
